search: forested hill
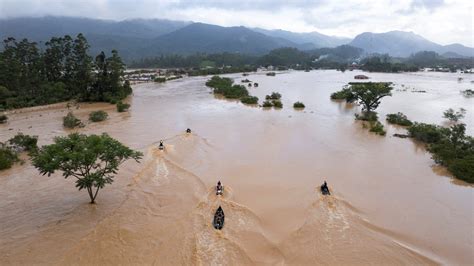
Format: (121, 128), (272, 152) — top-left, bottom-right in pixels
(1, 17), (473, 62)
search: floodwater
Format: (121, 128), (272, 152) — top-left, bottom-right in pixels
(0, 70), (473, 265)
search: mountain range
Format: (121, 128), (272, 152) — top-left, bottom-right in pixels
(0, 16), (472, 62)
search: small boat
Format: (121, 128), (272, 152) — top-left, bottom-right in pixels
(213, 206), (225, 230)
(253, 83), (259, 87)
(216, 181), (223, 195)
(186, 128), (192, 133)
(320, 181), (330, 195)
(248, 83), (252, 87)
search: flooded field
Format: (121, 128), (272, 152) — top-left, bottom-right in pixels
(0, 70), (473, 265)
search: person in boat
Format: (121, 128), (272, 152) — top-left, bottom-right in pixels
(158, 140), (164, 150)
(216, 181), (223, 195)
(321, 181), (330, 195)
(186, 128), (192, 133)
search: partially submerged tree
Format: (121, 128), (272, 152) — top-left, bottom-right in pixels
(31, 133), (143, 203)
(348, 82), (393, 117)
(443, 108), (466, 122)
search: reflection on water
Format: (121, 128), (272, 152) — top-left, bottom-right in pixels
(0, 70), (472, 265)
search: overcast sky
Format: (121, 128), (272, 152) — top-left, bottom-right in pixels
(0, 0), (472, 46)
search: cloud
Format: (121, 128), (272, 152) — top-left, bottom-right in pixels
(0, 0), (472, 46)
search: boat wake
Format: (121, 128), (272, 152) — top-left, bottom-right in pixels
(279, 193), (437, 265)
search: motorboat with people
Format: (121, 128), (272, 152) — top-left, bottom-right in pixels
(320, 181), (330, 195)
(186, 128), (192, 133)
(216, 181), (223, 195)
(213, 206), (225, 230)
(158, 140), (164, 150)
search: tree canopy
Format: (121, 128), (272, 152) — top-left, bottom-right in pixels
(346, 82), (393, 114)
(31, 133), (143, 203)
(0, 34), (131, 109)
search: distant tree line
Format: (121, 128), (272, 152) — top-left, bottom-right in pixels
(0, 34), (131, 110)
(130, 45), (472, 73)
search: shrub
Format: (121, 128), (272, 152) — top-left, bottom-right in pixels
(0, 114), (7, 124)
(63, 112), (83, 129)
(265, 92), (282, 100)
(408, 123), (449, 143)
(262, 101), (273, 107)
(461, 89), (474, 97)
(241, 96), (258, 104)
(116, 101), (130, 112)
(205, 76), (233, 89)
(0, 143), (19, 170)
(266, 72), (276, 76)
(89, 110), (108, 122)
(443, 108), (466, 122)
(448, 156), (474, 183)
(355, 111), (378, 122)
(8, 133), (38, 152)
(272, 100), (283, 108)
(386, 112), (413, 126)
(369, 121), (386, 136)
(154, 77), (166, 83)
(293, 101), (305, 108)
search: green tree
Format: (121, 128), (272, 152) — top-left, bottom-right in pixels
(72, 34), (93, 100)
(348, 82), (393, 117)
(443, 108), (466, 122)
(31, 133), (143, 203)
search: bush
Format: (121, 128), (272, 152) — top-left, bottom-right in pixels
(0, 114), (7, 124)
(408, 123), (449, 143)
(266, 72), (276, 76)
(89, 110), (108, 122)
(241, 96), (259, 104)
(369, 121), (386, 136)
(116, 101), (130, 112)
(443, 108), (466, 122)
(272, 100), (283, 108)
(154, 77), (166, 83)
(262, 100), (273, 107)
(265, 92), (282, 100)
(386, 112), (413, 126)
(448, 156), (474, 183)
(8, 133), (38, 152)
(205, 76), (233, 89)
(0, 143), (19, 170)
(461, 89), (474, 97)
(63, 112), (83, 129)
(355, 111), (378, 122)
(293, 101), (305, 108)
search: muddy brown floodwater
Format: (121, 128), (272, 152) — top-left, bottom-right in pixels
(0, 70), (473, 265)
